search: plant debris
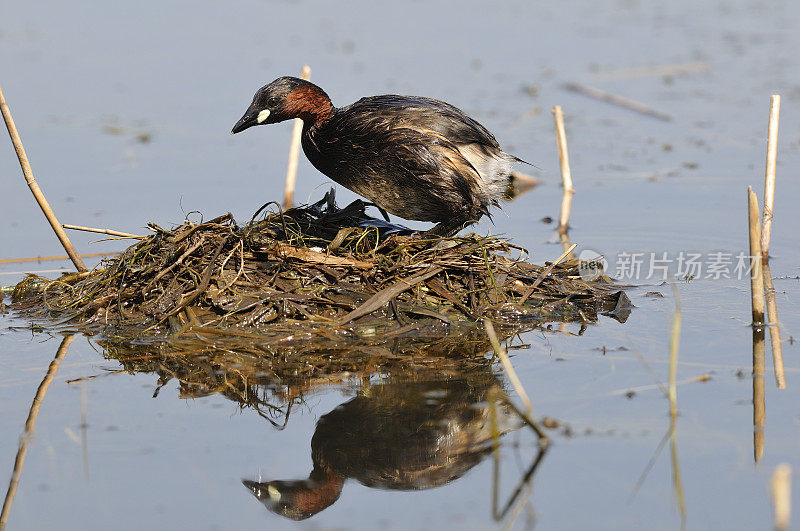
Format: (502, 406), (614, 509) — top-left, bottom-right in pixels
(11, 190), (630, 344)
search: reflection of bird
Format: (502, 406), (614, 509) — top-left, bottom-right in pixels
(243, 377), (521, 521)
(231, 77), (530, 237)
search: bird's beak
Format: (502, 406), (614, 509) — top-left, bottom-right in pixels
(231, 109), (259, 134)
(232, 106), (272, 134)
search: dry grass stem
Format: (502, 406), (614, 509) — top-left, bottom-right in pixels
(0, 252), (118, 265)
(337, 267), (443, 326)
(761, 94), (780, 258)
(62, 224), (145, 239)
(772, 463), (792, 531)
(587, 61), (711, 81)
(484, 319), (533, 417)
(561, 82), (672, 121)
(518, 243), (578, 304)
(748, 187), (765, 325)
(552, 106), (574, 236)
(0, 83), (87, 272)
(283, 64), (312, 210)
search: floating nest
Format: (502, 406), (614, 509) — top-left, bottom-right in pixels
(10, 190), (630, 346)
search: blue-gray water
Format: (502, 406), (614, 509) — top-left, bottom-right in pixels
(2, 1), (800, 529)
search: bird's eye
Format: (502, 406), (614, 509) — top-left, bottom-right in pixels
(267, 97), (280, 107)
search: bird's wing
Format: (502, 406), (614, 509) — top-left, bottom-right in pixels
(342, 95), (502, 150)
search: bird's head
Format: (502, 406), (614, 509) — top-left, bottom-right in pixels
(231, 76), (332, 134)
(242, 468), (344, 521)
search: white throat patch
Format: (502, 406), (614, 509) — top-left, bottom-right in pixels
(257, 109), (271, 123)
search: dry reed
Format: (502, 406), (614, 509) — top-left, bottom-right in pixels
(283, 65), (312, 210)
(0, 83), (87, 272)
(561, 82), (672, 121)
(761, 95), (780, 258)
(748, 187), (765, 325)
(62, 224), (145, 239)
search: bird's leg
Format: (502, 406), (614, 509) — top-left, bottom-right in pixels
(365, 202), (391, 222)
(376, 205), (391, 222)
(424, 216), (474, 238)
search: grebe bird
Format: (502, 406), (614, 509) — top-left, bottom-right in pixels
(231, 77), (529, 237)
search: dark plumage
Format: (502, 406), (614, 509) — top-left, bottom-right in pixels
(231, 77), (527, 236)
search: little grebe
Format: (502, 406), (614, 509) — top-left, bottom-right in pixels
(231, 77), (528, 237)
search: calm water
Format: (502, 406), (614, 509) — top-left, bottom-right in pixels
(2, 1), (800, 529)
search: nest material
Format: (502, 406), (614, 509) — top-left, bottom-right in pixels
(11, 191), (630, 343)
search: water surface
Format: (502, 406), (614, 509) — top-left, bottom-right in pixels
(2, 1), (800, 529)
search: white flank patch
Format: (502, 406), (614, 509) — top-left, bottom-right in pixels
(257, 109), (271, 123)
(458, 144), (513, 200)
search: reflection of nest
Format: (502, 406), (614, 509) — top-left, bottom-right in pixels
(11, 190), (630, 342)
(98, 324), (522, 429)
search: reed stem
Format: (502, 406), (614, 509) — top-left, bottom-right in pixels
(552, 106), (574, 235)
(283, 65), (311, 210)
(62, 224), (144, 239)
(747, 187), (765, 325)
(562, 82), (672, 121)
(0, 84), (87, 272)
(761, 95), (780, 258)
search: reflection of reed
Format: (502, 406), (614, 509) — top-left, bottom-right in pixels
(669, 427), (685, 530)
(484, 320), (549, 527)
(0, 334), (76, 528)
(753, 326), (766, 463)
(628, 287), (686, 527)
(762, 261), (785, 388)
(489, 386), (548, 526)
(772, 463), (792, 531)
(668, 285), (686, 529)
